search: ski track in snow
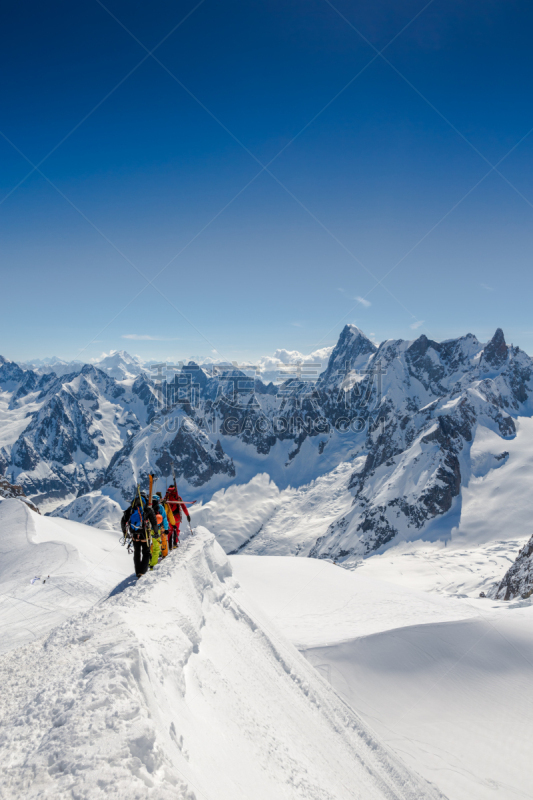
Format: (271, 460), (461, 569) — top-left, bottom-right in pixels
(0, 514), (443, 800)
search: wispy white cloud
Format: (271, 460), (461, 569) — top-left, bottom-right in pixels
(122, 334), (179, 341)
(291, 322), (303, 328)
(410, 320), (424, 330)
(481, 283), (495, 292)
(355, 296), (371, 308)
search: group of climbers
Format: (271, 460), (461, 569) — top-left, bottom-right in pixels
(120, 477), (192, 579)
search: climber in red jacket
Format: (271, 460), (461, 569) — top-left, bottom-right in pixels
(165, 485), (191, 549)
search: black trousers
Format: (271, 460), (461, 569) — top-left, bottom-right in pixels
(133, 540), (151, 576)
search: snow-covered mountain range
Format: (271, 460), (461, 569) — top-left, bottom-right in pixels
(21, 345), (333, 384)
(2, 326), (532, 569)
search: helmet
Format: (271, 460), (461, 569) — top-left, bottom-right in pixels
(156, 514), (163, 525)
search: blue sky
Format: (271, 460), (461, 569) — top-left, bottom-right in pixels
(1, 0), (532, 362)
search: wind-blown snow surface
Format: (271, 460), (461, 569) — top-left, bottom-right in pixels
(0, 524), (442, 800)
(231, 556), (533, 800)
(0, 499), (131, 653)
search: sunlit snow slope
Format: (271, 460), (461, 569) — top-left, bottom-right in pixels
(0, 499), (131, 653)
(231, 556), (533, 800)
(0, 525), (443, 800)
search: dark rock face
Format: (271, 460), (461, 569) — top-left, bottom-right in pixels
(494, 536), (533, 600)
(168, 427), (235, 485)
(0, 359), (26, 387)
(318, 324), (378, 387)
(0, 476), (40, 513)
(483, 328), (508, 368)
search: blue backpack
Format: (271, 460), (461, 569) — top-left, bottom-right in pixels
(130, 507), (144, 532)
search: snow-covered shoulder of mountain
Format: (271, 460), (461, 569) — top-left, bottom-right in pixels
(304, 606), (533, 800)
(0, 516), (442, 800)
(49, 489), (125, 530)
(0, 499), (131, 653)
(0, 477), (40, 513)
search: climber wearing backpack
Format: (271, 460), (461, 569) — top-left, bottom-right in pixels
(121, 495), (158, 578)
(165, 484), (191, 548)
(160, 494), (177, 551)
(152, 493), (169, 559)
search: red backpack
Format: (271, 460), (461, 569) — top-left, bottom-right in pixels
(166, 486), (182, 520)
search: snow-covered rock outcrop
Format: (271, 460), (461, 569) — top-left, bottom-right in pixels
(0, 523), (443, 800)
(494, 534), (533, 600)
(0, 477), (40, 513)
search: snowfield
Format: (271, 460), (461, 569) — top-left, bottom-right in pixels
(2, 476), (532, 800)
(229, 555), (477, 647)
(0, 502), (443, 800)
(231, 557), (533, 800)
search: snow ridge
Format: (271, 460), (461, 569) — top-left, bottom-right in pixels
(0, 527), (443, 800)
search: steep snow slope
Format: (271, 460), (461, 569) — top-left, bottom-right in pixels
(0, 527), (443, 800)
(230, 556), (533, 800)
(0, 499), (131, 653)
(191, 462), (356, 555)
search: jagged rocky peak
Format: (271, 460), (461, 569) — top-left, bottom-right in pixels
(407, 333), (440, 357)
(483, 328), (508, 368)
(320, 325), (377, 385)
